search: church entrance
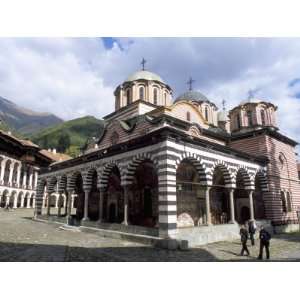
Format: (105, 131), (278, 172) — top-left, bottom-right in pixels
(240, 206), (250, 223)
(210, 167), (230, 224)
(129, 160), (158, 227)
(176, 159), (206, 227)
(108, 203), (117, 223)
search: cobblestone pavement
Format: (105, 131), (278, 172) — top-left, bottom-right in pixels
(1, 209), (300, 261)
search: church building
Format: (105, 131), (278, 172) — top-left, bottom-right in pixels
(34, 65), (300, 247)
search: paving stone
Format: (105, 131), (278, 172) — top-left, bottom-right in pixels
(0, 208), (300, 261)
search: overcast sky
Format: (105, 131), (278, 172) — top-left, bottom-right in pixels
(0, 37), (300, 146)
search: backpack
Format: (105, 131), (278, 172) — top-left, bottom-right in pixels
(261, 230), (271, 242)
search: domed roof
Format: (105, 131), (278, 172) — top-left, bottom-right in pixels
(217, 110), (229, 122)
(125, 70), (165, 83)
(175, 90), (210, 103)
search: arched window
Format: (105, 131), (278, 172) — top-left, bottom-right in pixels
(153, 88), (158, 105)
(236, 114), (241, 129)
(186, 111), (191, 121)
(205, 107), (209, 121)
(281, 191), (287, 213)
(126, 89), (131, 105)
(139, 86), (144, 100)
(286, 192), (292, 212)
(247, 110), (253, 127)
(261, 110), (266, 126)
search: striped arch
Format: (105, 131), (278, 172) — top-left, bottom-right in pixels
(98, 162), (121, 190)
(83, 167), (99, 191)
(47, 176), (58, 193)
(234, 167), (254, 190)
(254, 169), (269, 192)
(175, 152), (209, 185)
(209, 161), (235, 187)
(58, 174), (67, 193)
(67, 170), (84, 191)
(122, 153), (157, 186)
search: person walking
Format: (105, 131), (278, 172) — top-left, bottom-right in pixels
(258, 226), (271, 260)
(240, 224), (250, 256)
(248, 220), (257, 246)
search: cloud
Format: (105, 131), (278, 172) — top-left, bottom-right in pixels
(0, 37), (300, 150)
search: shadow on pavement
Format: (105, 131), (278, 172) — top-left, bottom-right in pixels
(0, 241), (220, 262)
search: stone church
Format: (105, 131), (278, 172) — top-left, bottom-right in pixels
(35, 66), (300, 247)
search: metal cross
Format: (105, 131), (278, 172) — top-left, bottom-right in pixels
(141, 58), (146, 70)
(247, 89), (255, 100)
(222, 99), (226, 111)
(187, 77), (195, 91)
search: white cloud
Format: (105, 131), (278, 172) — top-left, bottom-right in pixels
(0, 37), (300, 150)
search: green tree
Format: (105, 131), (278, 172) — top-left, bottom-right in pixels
(65, 145), (80, 158)
(57, 131), (71, 153)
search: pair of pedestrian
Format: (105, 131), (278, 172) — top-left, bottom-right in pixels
(239, 221), (271, 260)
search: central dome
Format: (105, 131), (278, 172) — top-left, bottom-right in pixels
(125, 70), (165, 83)
(175, 90), (210, 103)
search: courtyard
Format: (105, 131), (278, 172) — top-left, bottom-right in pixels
(0, 208), (300, 262)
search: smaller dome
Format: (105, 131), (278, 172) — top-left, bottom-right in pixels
(218, 110), (229, 122)
(175, 90), (210, 103)
(125, 70), (165, 83)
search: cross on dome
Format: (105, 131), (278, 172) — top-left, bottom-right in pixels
(187, 77), (195, 91)
(141, 58), (147, 70)
(222, 99), (226, 111)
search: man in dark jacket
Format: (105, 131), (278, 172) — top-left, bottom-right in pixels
(248, 220), (257, 246)
(240, 225), (250, 256)
(258, 226), (271, 260)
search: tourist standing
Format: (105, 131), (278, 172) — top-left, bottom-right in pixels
(248, 220), (257, 246)
(240, 224), (250, 256)
(258, 226), (271, 260)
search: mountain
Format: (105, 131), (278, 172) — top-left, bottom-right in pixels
(30, 116), (105, 157)
(0, 96), (63, 135)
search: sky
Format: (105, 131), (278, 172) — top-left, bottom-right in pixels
(0, 37), (300, 148)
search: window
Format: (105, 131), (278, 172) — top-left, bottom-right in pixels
(279, 153), (285, 170)
(139, 86), (144, 100)
(286, 192), (292, 212)
(153, 88), (158, 105)
(261, 110), (266, 126)
(236, 114), (241, 129)
(281, 191), (287, 213)
(164, 93), (167, 104)
(247, 110), (253, 127)
(205, 107), (209, 121)
(186, 111), (191, 121)
(126, 89), (131, 105)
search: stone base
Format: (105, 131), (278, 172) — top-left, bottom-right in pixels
(175, 223), (240, 247)
(274, 223), (300, 234)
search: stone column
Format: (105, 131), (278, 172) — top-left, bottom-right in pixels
(123, 186), (129, 225)
(55, 195), (59, 208)
(26, 195), (31, 208)
(13, 195), (18, 209)
(98, 189), (105, 223)
(205, 186), (212, 225)
(248, 190), (255, 221)
(8, 162), (15, 186)
(228, 188), (236, 224)
(66, 190), (74, 224)
(46, 193), (51, 216)
(16, 164), (22, 188)
(33, 171), (38, 190)
(5, 194), (10, 207)
(20, 195), (25, 208)
(0, 159), (7, 184)
(22, 169), (27, 189)
(57, 193), (62, 217)
(83, 189), (90, 221)
(28, 169), (33, 190)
